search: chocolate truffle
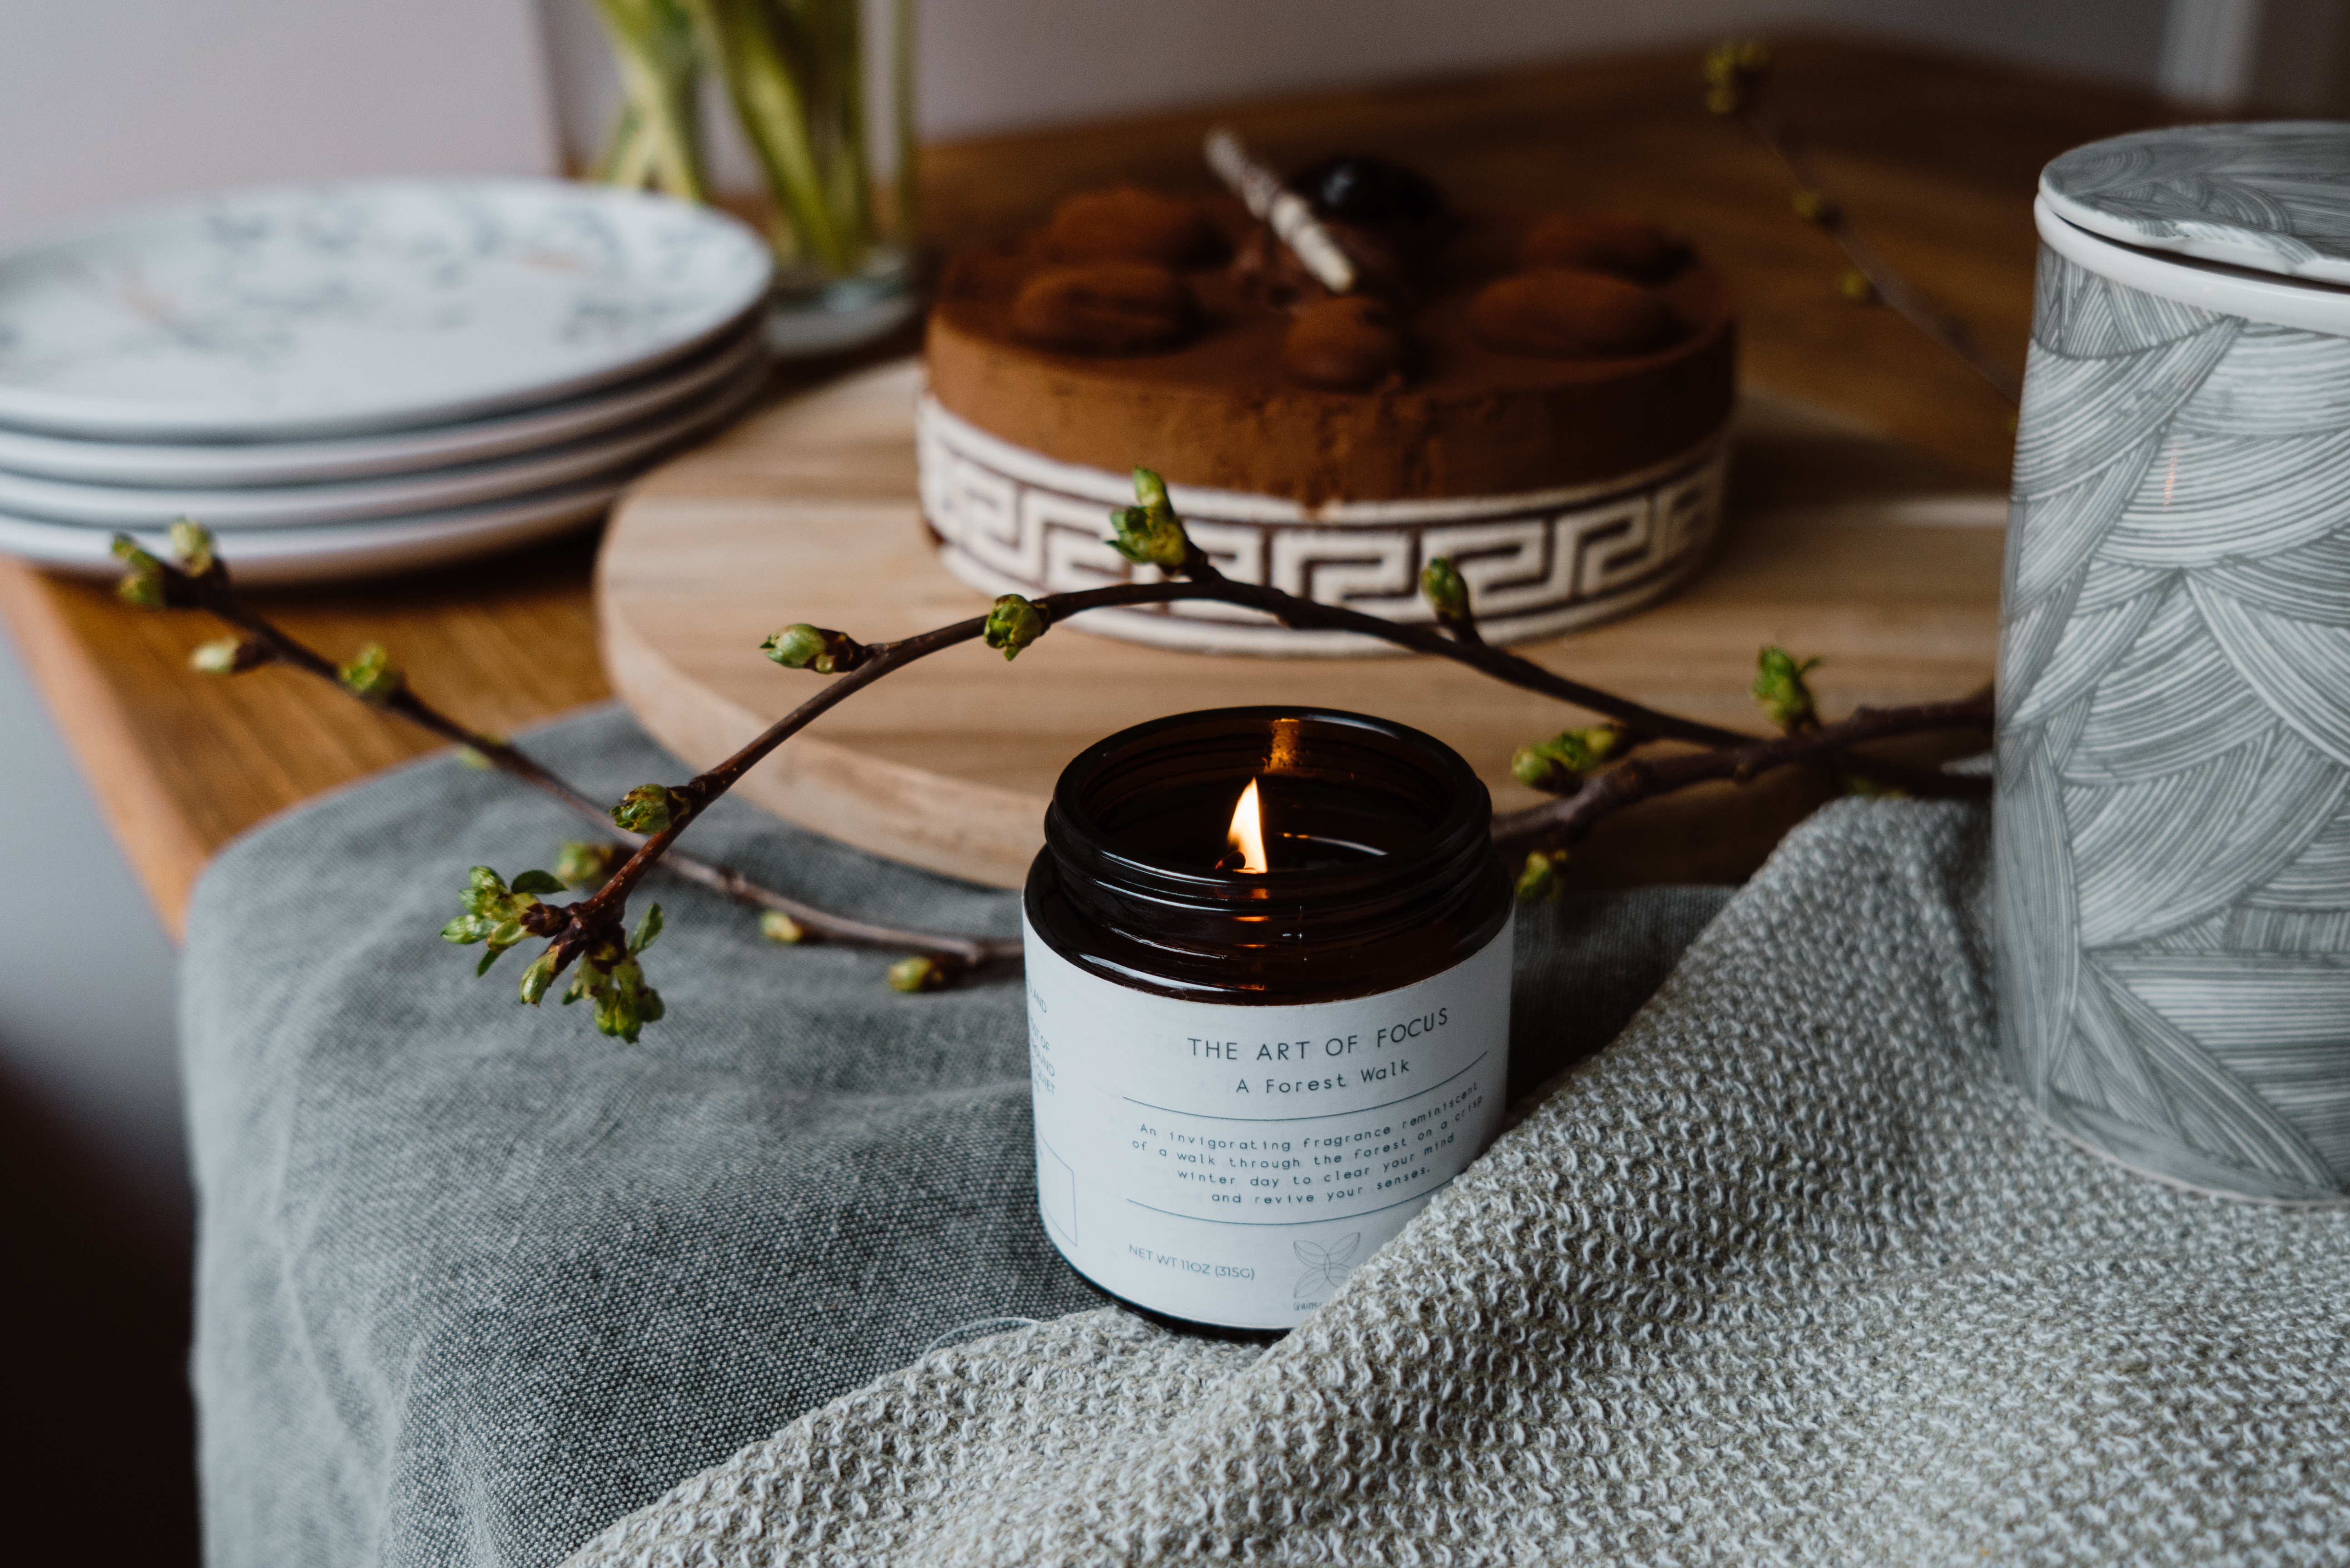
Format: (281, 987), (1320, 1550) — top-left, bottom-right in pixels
(1044, 187), (1220, 269)
(1011, 263), (1198, 355)
(1466, 268), (1684, 359)
(1519, 213), (1689, 283)
(1282, 296), (1407, 391)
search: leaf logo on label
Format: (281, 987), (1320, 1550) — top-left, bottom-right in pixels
(1293, 1232), (1361, 1297)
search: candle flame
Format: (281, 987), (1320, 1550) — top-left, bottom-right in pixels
(1226, 778), (1269, 874)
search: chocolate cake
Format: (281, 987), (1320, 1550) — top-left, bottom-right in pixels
(917, 156), (1737, 654)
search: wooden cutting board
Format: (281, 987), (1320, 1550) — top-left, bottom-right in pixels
(597, 359), (2004, 890)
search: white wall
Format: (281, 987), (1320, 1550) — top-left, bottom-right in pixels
(0, 0), (558, 249)
(534, 0), (2182, 184)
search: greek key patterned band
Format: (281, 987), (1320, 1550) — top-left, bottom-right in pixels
(916, 394), (1728, 657)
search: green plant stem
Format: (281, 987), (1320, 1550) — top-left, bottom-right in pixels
(592, 0), (706, 201)
(693, 0), (854, 272)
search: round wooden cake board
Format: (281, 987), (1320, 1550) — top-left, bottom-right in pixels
(598, 359), (2003, 890)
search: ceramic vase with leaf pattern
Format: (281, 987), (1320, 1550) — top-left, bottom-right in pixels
(1997, 125), (2350, 1202)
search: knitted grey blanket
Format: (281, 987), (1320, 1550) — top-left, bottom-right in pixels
(564, 793), (2350, 1565)
(182, 709), (1725, 1568)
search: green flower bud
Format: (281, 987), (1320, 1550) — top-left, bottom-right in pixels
(1752, 646), (1821, 731)
(442, 915), (493, 945)
(188, 637), (267, 676)
(630, 902), (664, 954)
(760, 623), (864, 673)
(456, 733), (507, 771)
(1512, 745), (1569, 792)
(983, 594), (1048, 661)
(1700, 37), (1770, 114)
(759, 909), (807, 945)
(447, 864), (560, 975)
(887, 955), (949, 993)
(1511, 726), (1621, 792)
(595, 973), (665, 1043)
(609, 784), (687, 835)
(1419, 557), (1469, 620)
(564, 945), (663, 1041)
(112, 535), (169, 611)
(518, 948), (558, 1005)
(168, 518), (217, 576)
(337, 642), (403, 703)
(1106, 468), (1193, 569)
(1841, 770), (1909, 800)
(1515, 849), (1567, 905)
(553, 840), (624, 888)
(1838, 269), (1876, 304)
(1790, 189), (1837, 226)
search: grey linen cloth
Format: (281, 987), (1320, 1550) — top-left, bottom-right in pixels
(182, 706), (1725, 1568)
(563, 783), (2350, 1564)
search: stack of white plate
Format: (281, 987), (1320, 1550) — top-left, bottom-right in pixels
(0, 178), (775, 585)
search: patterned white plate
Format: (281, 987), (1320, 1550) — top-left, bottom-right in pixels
(0, 321), (767, 487)
(0, 481), (624, 586)
(0, 352), (768, 529)
(0, 178), (773, 440)
(2043, 123), (2350, 286)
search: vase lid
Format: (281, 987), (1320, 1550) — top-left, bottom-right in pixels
(2041, 122), (2350, 286)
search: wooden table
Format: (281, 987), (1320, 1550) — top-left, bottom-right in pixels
(0, 35), (2177, 936)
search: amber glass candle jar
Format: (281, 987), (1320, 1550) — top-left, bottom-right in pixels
(1024, 707), (1513, 1332)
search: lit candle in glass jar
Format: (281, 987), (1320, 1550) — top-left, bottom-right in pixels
(1023, 707), (1514, 1333)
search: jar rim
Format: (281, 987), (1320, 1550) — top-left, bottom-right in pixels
(1044, 705), (1490, 912)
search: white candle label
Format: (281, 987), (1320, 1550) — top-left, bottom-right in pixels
(1023, 911), (1511, 1329)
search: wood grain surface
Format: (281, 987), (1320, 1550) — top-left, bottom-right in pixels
(0, 35), (2180, 929)
(600, 358), (2004, 890)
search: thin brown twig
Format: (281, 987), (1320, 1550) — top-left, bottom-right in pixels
(1720, 58), (2024, 407)
(136, 522), (1996, 1010)
(161, 562), (1017, 965)
(1491, 696), (1994, 850)
(557, 572), (1991, 976)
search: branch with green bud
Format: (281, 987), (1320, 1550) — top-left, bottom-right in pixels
(189, 637), (272, 677)
(610, 783), (693, 836)
(887, 955), (952, 994)
(1511, 725), (1623, 793)
(983, 594), (1048, 661)
(135, 462), (1991, 1042)
(1108, 467), (1212, 574)
(1751, 646), (1821, 733)
(1514, 849), (1569, 905)
(1418, 556), (1486, 649)
(760, 623), (867, 673)
(337, 642), (405, 704)
(1702, 38), (2020, 406)
(112, 519), (1019, 1025)
(442, 866), (572, 977)
(552, 902), (666, 1043)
